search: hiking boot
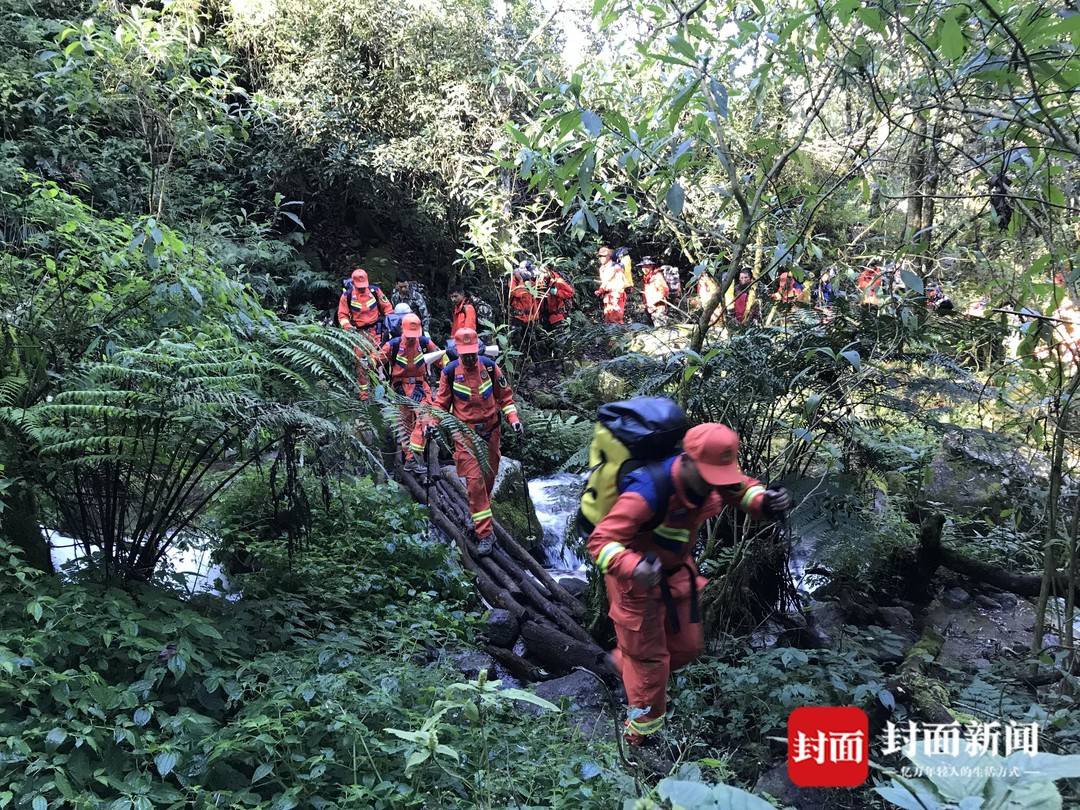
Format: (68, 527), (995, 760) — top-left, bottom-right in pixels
(476, 533), (495, 556)
(403, 456), (419, 473)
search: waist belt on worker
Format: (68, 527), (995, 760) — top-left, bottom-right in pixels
(658, 562), (700, 634)
(472, 421), (496, 440)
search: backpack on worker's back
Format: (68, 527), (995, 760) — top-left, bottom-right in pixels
(576, 397), (688, 538)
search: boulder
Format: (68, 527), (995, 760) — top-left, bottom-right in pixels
(805, 601), (847, 648)
(557, 576), (589, 601)
(754, 763), (831, 810)
(490, 457), (542, 551)
(518, 669), (612, 738)
(447, 650), (497, 681)
(876, 605), (918, 644)
(921, 428), (1052, 521)
(483, 609), (520, 648)
(942, 586), (972, 608)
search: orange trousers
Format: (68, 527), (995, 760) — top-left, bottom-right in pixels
(352, 326), (380, 401)
(396, 383), (433, 460)
(606, 566), (705, 737)
(601, 290), (626, 324)
(453, 425), (501, 538)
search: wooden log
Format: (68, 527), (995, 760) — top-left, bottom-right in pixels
(888, 628), (953, 725)
(439, 468), (585, 617)
(485, 644), (547, 683)
(521, 619), (613, 678)
(493, 545), (594, 644)
(920, 514), (1080, 603)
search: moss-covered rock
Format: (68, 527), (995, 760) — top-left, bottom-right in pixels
(491, 456), (542, 552)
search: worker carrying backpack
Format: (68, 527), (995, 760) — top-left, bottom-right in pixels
(576, 396), (689, 538)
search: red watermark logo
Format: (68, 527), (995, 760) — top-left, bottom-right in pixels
(787, 707), (869, 787)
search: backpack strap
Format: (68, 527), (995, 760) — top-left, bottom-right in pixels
(641, 461), (673, 532)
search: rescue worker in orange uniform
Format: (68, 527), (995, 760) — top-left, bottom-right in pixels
(449, 287), (478, 337)
(597, 246), (628, 324)
(639, 257), (670, 326)
(539, 266), (574, 328)
(377, 314), (443, 475)
(857, 263), (883, 306)
(337, 268), (393, 400)
(433, 327), (523, 556)
(772, 271), (807, 305)
(509, 263), (542, 337)
(587, 424), (791, 745)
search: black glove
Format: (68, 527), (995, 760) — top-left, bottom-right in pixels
(764, 487), (792, 517)
(512, 422), (524, 435)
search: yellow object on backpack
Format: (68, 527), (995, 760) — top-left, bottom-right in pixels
(576, 397), (688, 537)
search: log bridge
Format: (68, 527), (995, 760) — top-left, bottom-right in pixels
(392, 457), (612, 682)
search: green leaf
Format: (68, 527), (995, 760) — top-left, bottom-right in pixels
(167, 654), (186, 679)
(26, 601), (42, 622)
(154, 751), (178, 777)
(46, 727), (68, 746)
(405, 750), (430, 771)
(941, 16), (966, 60)
(667, 33), (697, 61)
(253, 762), (274, 783)
(581, 110), (602, 138)
(133, 707), (152, 727)
(899, 268), (924, 294)
(840, 349), (861, 370)
(502, 688), (561, 711)
(32, 797), (47, 810)
(666, 182), (685, 217)
(0, 791), (13, 809)
(855, 7), (885, 33)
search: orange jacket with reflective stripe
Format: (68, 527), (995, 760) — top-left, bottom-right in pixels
(587, 455), (766, 580)
(377, 336), (443, 392)
(338, 285), (392, 331)
(434, 357), (521, 432)
(451, 301), (477, 336)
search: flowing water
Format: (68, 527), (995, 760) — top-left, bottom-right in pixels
(527, 473), (587, 579)
(46, 528), (231, 597)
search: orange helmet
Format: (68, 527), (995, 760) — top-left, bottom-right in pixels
(682, 423), (743, 486)
(402, 314), (423, 338)
(454, 327), (479, 354)
(350, 268), (369, 287)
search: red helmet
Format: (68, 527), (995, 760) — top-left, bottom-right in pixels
(351, 268), (369, 287)
(454, 327), (479, 354)
(402, 314), (423, 338)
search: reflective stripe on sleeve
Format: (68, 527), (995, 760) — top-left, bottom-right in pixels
(653, 524), (690, 544)
(740, 484), (766, 510)
(471, 508), (492, 522)
(594, 541), (626, 573)
(502, 404), (518, 416)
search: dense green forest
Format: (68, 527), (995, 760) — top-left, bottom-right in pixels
(2, 0), (1080, 807)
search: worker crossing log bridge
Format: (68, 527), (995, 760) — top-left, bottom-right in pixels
(393, 460), (613, 681)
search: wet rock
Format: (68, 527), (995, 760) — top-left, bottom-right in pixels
(995, 592), (1019, 610)
(975, 594), (1001, 611)
(517, 670), (612, 738)
(490, 457), (543, 551)
(484, 609), (520, 647)
(877, 606), (918, 643)
(447, 650), (497, 681)
(942, 587), (972, 608)
(754, 763), (830, 810)
(557, 577), (589, 601)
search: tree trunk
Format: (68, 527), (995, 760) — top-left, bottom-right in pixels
(1, 483), (52, 573)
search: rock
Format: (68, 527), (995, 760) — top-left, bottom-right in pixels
(995, 592), (1019, 610)
(557, 577), (589, 601)
(754, 763), (830, 810)
(975, 594), (1001, 611)
(877, 606), (918, 643)
(489, 457), (543, 551)
(596, 369), (627, 401)
(921, 428), (1056, 522)
(447, 650), (497, 681)
(942, 587), (972, 608)
(517, 670), (612, 738)
(806, 601), (847, 648)
(483, 609), (520, 648)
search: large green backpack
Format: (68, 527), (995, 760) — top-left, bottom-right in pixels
(576, 397), (688, 537)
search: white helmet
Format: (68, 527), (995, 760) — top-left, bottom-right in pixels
(394, 302), (413, 314)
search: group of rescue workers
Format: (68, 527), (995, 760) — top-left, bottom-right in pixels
(337, 267), (519, 557)
(331, 257), (861, 754)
